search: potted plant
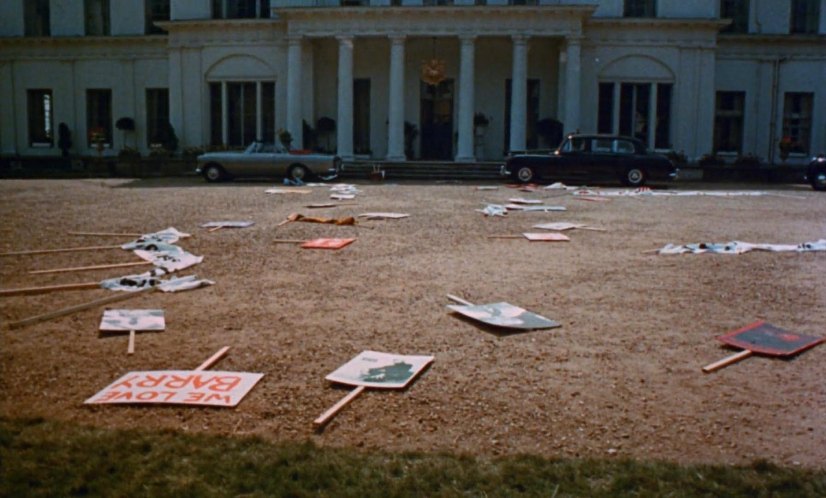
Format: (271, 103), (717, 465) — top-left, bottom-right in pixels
(473, 112), (490, 136)
(778, 136), (793, 162)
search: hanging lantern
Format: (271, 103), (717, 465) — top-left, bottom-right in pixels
(420, 37), (446, 86)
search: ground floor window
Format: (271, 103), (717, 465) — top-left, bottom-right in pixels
(598, 81), (673, 150)
(86, 89), (112, 148)
(782, 92), (813, 154)
(27, 89), (53, 147)
(209, 81), (275, 148)
(714, 91), (745, 153)
(146, 88), (169, 148)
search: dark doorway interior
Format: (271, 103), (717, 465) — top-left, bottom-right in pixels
(419, 79), (454, 160)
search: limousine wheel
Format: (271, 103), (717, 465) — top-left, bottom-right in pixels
(288, 164), (309, 182)
(623, 167), (647, 187)
(203, 164), (225, 183)
(514, 165), (535, 183)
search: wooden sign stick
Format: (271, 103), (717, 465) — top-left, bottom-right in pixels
(446, 294), (475, 306)
(0, 282), (102, 297)
(313, 385), (366, 428)
(29, 261), (151, 275)
(195, 346), (230, 371)
(702, 350), (753, 373)
(272, 239), (306, 244)
(0, 245), (122, 257)
(127, 330), (136, 355)
(5, 286), (156, 330)
(488, 235), (523, 239)
(207, 225), (224, 233)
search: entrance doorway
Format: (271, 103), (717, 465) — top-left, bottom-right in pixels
(419, 79), (454, 160)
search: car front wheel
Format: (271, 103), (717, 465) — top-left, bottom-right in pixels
(203, 164), (225, 183)
(288, 164), (310, 182)
(513, 165), (536, 183)
(622, 167), (647, 187)
(810, 167), (826, 191)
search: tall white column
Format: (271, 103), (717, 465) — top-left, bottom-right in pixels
(455, 35), (476, 162)
(563, 36), (582, 135)
(647, 82), (658, 149)
(286, 36), (303, 150)
(336, 36), (354, 160)
(509, 35), (528, 153)
(386, 35), (406, 161)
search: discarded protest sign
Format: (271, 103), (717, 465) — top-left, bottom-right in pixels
(702, 321), (823, 373)
(200, 221), (254, 233)
(314, 351), (434, 427)
(446, 295), (560, 330)
(533, 222), (606, 232)
(655, 239), (826, 255)
(301, 238), (356, 250)
(85, 347), (263, 407)
(85, 370), (263, 407)
(523, 233), (571, 242)
(100, 309), (165, 355)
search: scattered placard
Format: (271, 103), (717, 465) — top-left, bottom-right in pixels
(331, 194), (356, 200)
(314, 350), (434, 428)
(84, 370), (264, 407)
(533, 222), (606, 232)
(703, 321), (824, 373)
(508, 198), (542, 205)
(446, 296), (560, 330)
(357, 212), (410, 220)
(504, 204), (567, 212)
(522, 233), (571, 242)
(200, 221), (254, 232)
(301, 238), (356, 250)
(100, 309), (165, 355)
(265, 188), (312, 195)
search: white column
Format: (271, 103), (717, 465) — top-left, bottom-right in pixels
(336, 36), (355, 160)
(386, 35), (406, 161)
(256, 81), (263, 141)
(563, 36), (582, 134)
(455, 35), (476, 162)
(221, 81), (228, 146)
(612, 81), (621, 134)
(286, 36), (303, 150)
(509, 35), (528, 153)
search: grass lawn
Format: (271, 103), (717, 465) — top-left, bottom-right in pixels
(1, 417), (824, 497)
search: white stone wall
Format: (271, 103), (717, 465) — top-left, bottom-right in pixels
(51, 1), (84, 36)
(0, 0), (23, 37)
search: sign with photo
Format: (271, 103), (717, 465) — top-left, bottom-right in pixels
(447, 302), (560, 330)
(325, 351), (434, 389)
(85, 370), (264, 407)
(100, 309), (165, 333)
(717, 321), (823, 356)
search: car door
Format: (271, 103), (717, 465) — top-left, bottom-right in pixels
(588, 138), (617, 180)
(554, 136), (588, 180)
(611, 138), (638, 178)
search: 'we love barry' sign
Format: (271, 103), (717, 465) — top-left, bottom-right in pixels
(85, 370), (263, 407)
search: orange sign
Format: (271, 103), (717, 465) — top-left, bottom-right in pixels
(301, 238), (356, 250)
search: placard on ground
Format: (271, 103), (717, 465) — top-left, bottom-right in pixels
(717, 321), (823, 356)
(447, 302), (560, 330)
(100, 309), (165, 332)
(301, 238), (356, 250)
(326, 351), (434, 389)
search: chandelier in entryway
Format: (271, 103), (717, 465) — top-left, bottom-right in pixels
(420, 37), (446, 86)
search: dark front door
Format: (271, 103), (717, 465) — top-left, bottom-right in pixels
(419, 80), (454, 160)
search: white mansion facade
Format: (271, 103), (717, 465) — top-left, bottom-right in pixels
(1, 0), (824, 165)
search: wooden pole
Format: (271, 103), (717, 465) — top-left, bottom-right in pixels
(702, 350), (753, 373)
(127, 330), (135, 355)
(313, 385), (366, 428)
(29, 261), (151, 275)
(0, 282), (101, 297)
(207, 225), (224, 233)
(5, 286), (156, 330)
(272, 239), (305, 244)
(446, 294), (475, 306)
(68, 231), (144, 237)
(0, 245), (122, 257)
(195, 346), (230, 371)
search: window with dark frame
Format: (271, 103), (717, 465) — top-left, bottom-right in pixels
(24, 0), (51, 37)
(790, 0), (820, 34)
(146, 89), (170, 148)
(354, 79), (371, 155)
(209, 81), (276, 147)
(782, 92), (813, 154)
(27, 89), (54, 147)
(146, 0), (170, 34)
(86, 89), (113, 147)
(720, 0), (750, 33)
(624, 0), (656, 18)
(713, 91), (745, 153)
(597, 83), (614, 134)
(85, 0), (111, 36)
(212, 0), (271, 19)
(598, 81), (672, 150)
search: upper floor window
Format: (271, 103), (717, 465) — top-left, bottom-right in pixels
(720, 0), (749, 33)
(509, 0), (538, 5)
(790, 0), (820, 34)
(146, 0), (170, 34)
(24, 0), (50, 37)
(85, 0), (111, 36)
(212, 0), (271, 19)
(624, 0), (656, 18)
(422, 0), (454, 5)
(27, 90), (54, 147)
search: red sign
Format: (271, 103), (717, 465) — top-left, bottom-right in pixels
(301, 238), (356, 250)
(85, 370), (264, 407)
(718, 321), (823, 356)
